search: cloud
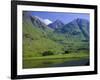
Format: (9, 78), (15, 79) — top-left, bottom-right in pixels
(43, 19), (52, 25)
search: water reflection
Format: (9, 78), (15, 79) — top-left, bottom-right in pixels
(23, 58), (89, 69)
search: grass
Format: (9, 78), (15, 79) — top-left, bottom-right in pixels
(23, 52), (89, 68)
(23, 52), (89, 60)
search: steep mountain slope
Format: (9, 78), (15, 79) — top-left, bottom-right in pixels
(55, 18), (89, 41)
(30, 16), (51, 30)
(48, 20), (64, 29)
(76, 18), (89, 40)
(23, 14), (64, 58)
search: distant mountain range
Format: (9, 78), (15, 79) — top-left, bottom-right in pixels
(54, 18), (89, 40)
(48, 20), (64, 29)
(29, 15), (89, 40)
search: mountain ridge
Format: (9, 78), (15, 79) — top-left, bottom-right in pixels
(48, 20), (64, 29)
(54, 18), (89, 40)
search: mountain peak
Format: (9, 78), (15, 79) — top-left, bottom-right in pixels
(30, 15), (49, 30)
(48, 20), (64, 29)
(56, 18), (89, 40)
(54, 20), (63, 23)
(76, 18), (89, 22)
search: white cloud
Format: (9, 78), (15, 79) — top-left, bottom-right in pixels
(43, 19), (52, 25)
(34, 16), (52, 25)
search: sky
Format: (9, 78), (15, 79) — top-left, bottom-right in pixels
(25, 11), (90, 24)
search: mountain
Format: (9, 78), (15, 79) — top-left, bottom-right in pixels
(23, 12), (52, 31)
(23, 13), (64, 57)
(30, 16), (49, 30)
(55, 18), (89, 40)
(48, 20), (64, 29)
(76, 18), (89, 39)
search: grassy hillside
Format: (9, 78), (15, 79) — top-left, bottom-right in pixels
(23, 19), (64, 58)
